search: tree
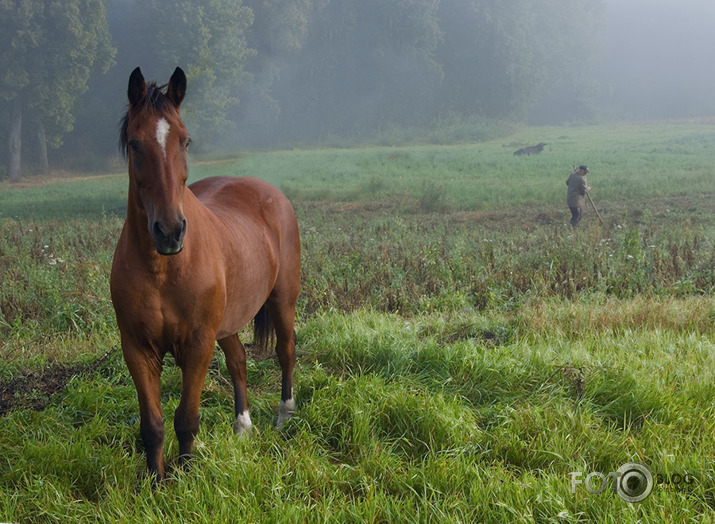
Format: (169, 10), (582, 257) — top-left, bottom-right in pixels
(436, 0), (605, 122)
(0, 0), (42, 181)
(245, 0), (318, 56)
(238, 0), (321, 144)
(0, 0), (114, 181)
(144, 0), (255, 150)
(237, 0), (605, 145)
(242, 0), (443, 143)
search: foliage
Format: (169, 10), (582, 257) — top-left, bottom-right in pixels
(244, 0), (319, 55)
(149, 0), (254, 149)
(2, 0), (609, 168)
(0, 0), (115, 176)
(437, 0), (605, 121)
(107, 0), (255, 151)
(243, 0), (444, 143)
(236, 0), (605, 145)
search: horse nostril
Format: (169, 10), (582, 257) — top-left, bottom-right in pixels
(152, 221), (163, 238)
(170, 218), (186, 242)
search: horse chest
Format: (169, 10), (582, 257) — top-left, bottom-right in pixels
(114, 261), (224, 335)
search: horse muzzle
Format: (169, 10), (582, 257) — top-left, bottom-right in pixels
(150, 216), (187, 255)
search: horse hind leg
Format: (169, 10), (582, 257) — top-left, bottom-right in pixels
(261, 214), (300, 427)
(264, 295), (297, 427)
(217, 334), (253, 436)
(276, 333), (296, 427)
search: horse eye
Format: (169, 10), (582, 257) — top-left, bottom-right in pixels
(183, 138), (192, 151)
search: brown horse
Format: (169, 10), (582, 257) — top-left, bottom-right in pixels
(111, 67), (300, 480)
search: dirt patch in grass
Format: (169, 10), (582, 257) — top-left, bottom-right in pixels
(0, 348), (118, 416)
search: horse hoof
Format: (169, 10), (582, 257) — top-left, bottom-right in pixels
(277, 399), (296, 427)
(233, 411), (254, 436)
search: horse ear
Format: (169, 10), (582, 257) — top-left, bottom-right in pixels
(127, 67), (146, 108)
(167, 67), (187, 109)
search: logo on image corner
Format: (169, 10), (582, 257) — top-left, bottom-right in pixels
(571, 462), (654, 503)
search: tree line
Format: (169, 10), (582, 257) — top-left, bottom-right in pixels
(0, 0), (605, 180)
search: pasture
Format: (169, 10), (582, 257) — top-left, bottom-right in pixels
(1, 122), (714, 522)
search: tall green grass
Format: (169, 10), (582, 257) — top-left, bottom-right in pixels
(1, 122), (714, 522)
(1, 310), (713, 522)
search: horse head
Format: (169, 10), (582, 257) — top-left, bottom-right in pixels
(121, 67), (191, 255)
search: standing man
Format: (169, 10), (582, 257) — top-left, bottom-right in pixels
(566, 165), (591, 227)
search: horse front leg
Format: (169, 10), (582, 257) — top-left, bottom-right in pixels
(122, 343), (165, 481)
(174, 339), (214, 467)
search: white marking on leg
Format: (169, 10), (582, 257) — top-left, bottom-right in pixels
(233, 410), (253, 436)
(277, 398), (296, 426)
(155, 117), (170, 159)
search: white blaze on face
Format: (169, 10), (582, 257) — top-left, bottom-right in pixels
(155, 117), (170, 159)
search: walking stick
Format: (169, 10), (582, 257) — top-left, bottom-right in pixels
(586, 192), (604, 226)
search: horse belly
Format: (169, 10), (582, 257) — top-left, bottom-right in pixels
(215, 254), (278, 340)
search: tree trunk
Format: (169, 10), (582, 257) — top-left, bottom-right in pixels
(37, 121), (49, 175)
(8, 98), (22, 182)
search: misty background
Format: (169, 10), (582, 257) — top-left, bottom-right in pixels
(1, 0), (714, 179)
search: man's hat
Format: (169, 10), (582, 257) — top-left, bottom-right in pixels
(578, 165), (589, 173)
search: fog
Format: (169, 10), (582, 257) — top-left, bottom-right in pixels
(5, 0), (715, 174)
(238, 0), (715, 145)
(599, 0), (715, 119)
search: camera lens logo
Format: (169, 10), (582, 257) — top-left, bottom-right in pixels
(614, 463), (654, 503)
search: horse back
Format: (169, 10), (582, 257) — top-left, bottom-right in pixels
(190, 176), (298, 247)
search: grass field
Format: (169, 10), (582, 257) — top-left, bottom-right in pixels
(1, 122), (714, 522)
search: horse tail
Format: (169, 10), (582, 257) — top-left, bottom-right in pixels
(253, 303), (274, 355)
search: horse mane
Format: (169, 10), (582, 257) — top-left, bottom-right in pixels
(118, 82), (174, 159)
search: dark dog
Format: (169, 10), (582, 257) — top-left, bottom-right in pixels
(514, 143), (546, 156)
